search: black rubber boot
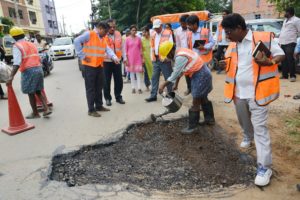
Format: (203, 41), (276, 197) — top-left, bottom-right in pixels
(200, 101), (215, 125)
(181, 109), (200, 134)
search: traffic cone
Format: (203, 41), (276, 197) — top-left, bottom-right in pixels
(35, 89), (53, 111)
(2, 85), (34, 135)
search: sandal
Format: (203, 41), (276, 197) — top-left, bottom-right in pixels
(43, 110), (52, 117)
(293, 93), (300, 100)
(26, 113), (41, 119)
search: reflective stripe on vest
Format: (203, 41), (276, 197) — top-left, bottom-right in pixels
(175, 48), (204, 77)
(105, 31), (122, 60)
(150, 29), (172, 61)
(82, 31), (106, 67)
(15, 41), (41, 72)
(224, 31), (280, 106)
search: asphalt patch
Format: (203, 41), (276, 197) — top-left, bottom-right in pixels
(50, 118), (256, 192)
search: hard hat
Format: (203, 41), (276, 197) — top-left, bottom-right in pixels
(9, 27), (24, 37)
(152, 19), (162, 29)
(159, 41), (174, 60)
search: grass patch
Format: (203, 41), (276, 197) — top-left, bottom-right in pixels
(285, 116), (300, 144)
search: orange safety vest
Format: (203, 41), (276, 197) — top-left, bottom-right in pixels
(187, 27), (213, 64)
(105, 30), (122, 60)
(14, 40), (41, 72)
(150, 29), (172, 61)
(175, 48), (204, 77)
(224, 31), (279, 106)
(82, 31), (107, 67)
(217, 22), (223, 42)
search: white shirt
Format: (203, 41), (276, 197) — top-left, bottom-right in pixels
(175, 27), (188, 48)
(235, 30), (285, 99)
(279, 16), (300, 45)
(154, 30), (173, 55)
(215, 27), (229, 46)
(191, 27), (215, 55)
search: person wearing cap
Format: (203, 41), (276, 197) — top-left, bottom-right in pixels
(158, 41), (214, 134)
(145, 19), (174, 102)
(6, 27), (52, 118)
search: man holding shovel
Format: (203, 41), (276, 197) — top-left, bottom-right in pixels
(158, 41), (215, 134)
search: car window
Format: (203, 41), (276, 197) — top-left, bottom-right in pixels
(53, 38), (72, 46)
(263, 24), (281, 36)
(4, 36), (15, 48)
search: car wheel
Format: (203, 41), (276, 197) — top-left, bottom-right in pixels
(72, 50), (76, 59)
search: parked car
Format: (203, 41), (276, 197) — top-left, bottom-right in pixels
(246, 18), (284, 43)
(0, 35), (15, 64)
(49, 37), (76, 60)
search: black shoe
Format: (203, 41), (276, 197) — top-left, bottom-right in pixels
(106, 100), (112, 106)
(145, 97), (157, 102)
(96, 106), (110, 112)
(116, 98), (125, 104)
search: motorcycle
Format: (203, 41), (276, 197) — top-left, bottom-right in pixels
(38, 48), (53, 76)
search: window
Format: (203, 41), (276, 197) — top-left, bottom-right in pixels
(45, 5), (50, 14)
(29, 11), (37, 24)
(27, 0), (33, 5)
(8, 7), (16, 18)
(256, 0), (260, 7)
(53, 21), (58, 28)
(48, 20), (53, 28)
(18, 10), (23, 19)
(255, 14), (261, 19)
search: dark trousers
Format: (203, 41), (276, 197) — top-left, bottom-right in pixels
(143, 65), (151, 87)
(84, 65), (104, 112)
(185, 76), (191, 91)
(281, 43), (297, 78)
(103, 62), (123, 101)
(0, 84), (4, 96)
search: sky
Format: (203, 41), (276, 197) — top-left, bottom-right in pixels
(54, 0), (92, 35)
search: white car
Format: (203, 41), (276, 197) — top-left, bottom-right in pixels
(49, 37), (76, 60)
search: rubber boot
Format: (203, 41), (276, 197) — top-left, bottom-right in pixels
(200, 101), (215, 125)
(181, 109), (200, 134)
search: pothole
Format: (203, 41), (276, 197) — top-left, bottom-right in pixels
(49, 118), (255, 192)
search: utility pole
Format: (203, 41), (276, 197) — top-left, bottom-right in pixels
(62, 15), (66, 36)
(13, 0), (21, 26)
(108, 0), (111, 19)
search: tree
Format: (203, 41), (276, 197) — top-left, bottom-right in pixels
(267, 0), (300, 16)
(0, 17), (14, 36)
(204, 0), (232, 14)
(96, 0), (205, 31)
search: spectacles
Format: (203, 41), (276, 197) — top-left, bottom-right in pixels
(224, 29), (233, 35)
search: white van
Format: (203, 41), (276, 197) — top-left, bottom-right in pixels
(49, 37), (76, 60)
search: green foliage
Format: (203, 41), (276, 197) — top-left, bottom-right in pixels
(96, 0), (206, 31)
(204, 0), (232, 14)
(267, 0), (300, 16)
(0, 17), (14, 35)
(285, 116), (300, 144)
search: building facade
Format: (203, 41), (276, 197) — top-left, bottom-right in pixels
(233, 0), (279, 20)
(39, 0), (59, 37)
(0, 0), (45, 36)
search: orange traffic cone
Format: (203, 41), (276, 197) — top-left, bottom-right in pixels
(2, 85), (34, 135)
(35, 89), (53, 111)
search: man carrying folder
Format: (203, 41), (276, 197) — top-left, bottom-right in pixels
(219, 13), (285, 187)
